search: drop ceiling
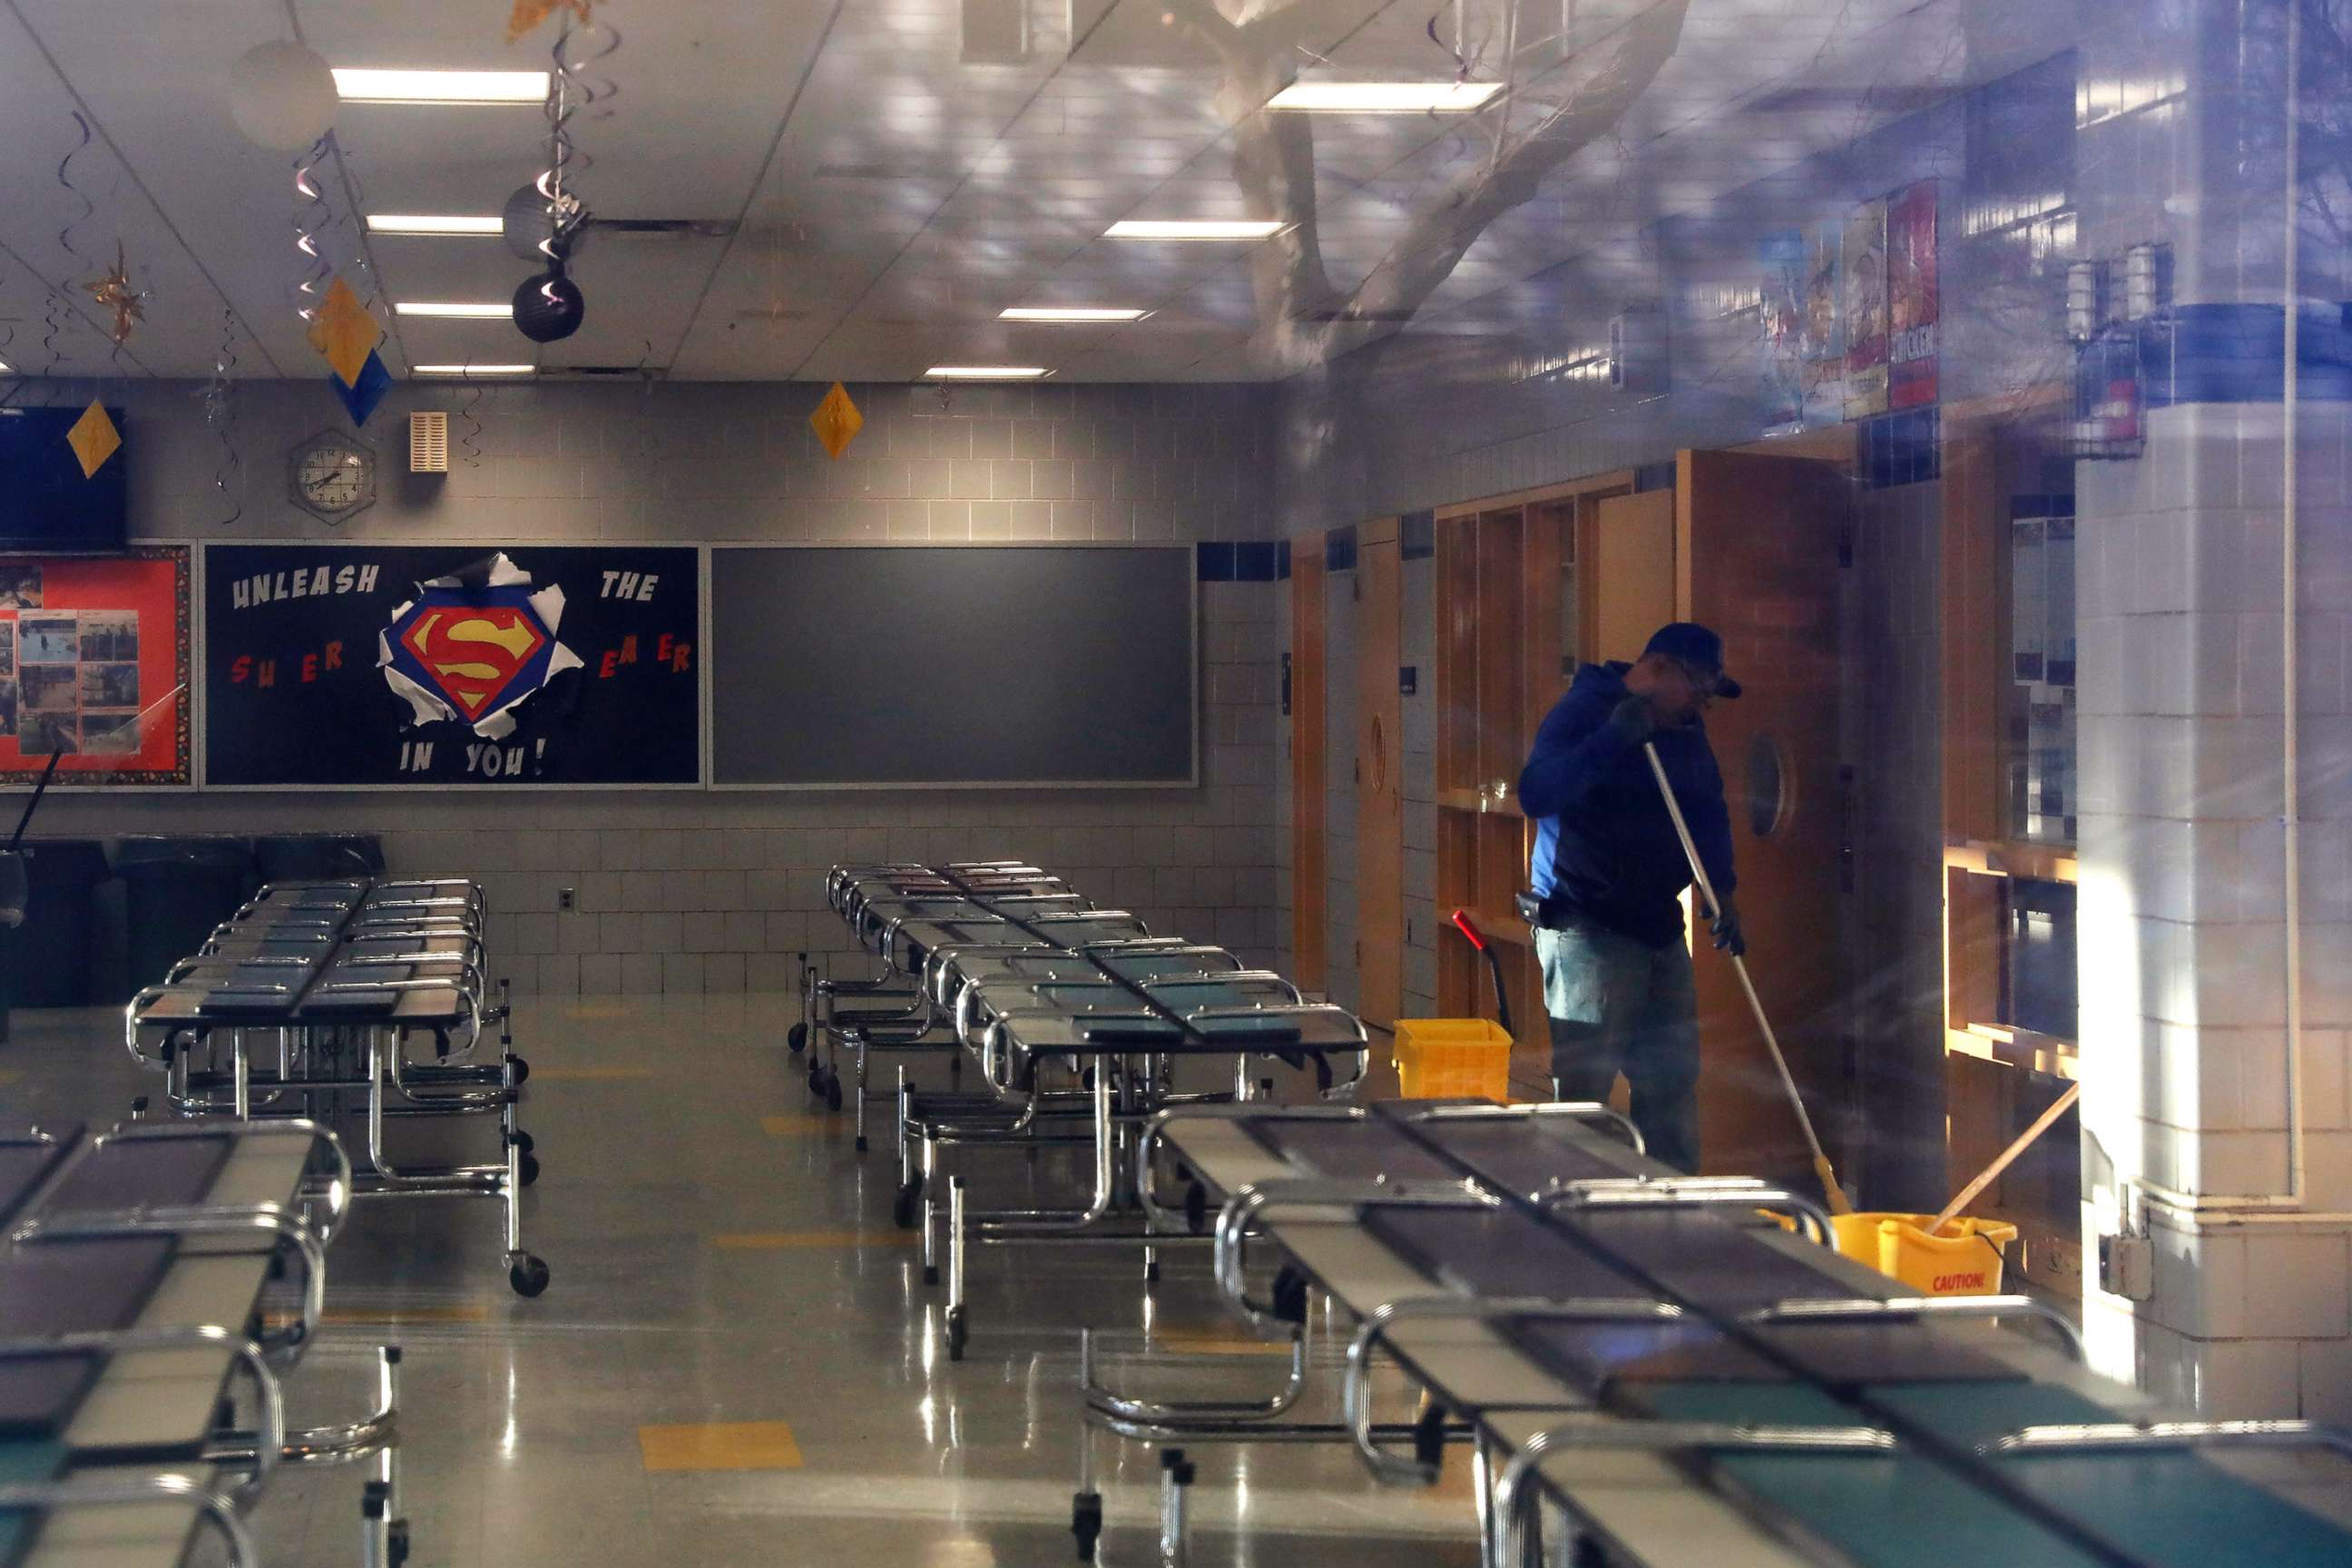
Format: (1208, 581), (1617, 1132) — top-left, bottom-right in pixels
(0, 0), (2071, 384)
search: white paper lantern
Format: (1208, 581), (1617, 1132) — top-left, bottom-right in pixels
(228, 42), (337, 152)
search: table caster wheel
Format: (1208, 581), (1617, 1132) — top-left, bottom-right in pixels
(825, 1076), (843, 1112)
(1071, 1491), (1102, 1562)
(807, 1063), (824, 1094)
(893, 1176), (924, 1230)
(508, 1254), (551, 1298)
(854, 1133), (868, 1153)
(520, 1152), (541, 1187)
(390, 1519), (411, 1568)
(508, 1055), (530, 1084)
(945, 1308), (968, 1361)
(515, 1130), (535, 1154)
(788, 1022), (808, 1054)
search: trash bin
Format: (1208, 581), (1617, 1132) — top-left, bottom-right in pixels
(255, 833), (386, 884)
(6, 838), (111, 1007)
(117, 836), (256, 995)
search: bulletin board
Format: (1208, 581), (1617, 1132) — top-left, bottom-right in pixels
(203, 544), (700, 788)
(710, 544), (1195, 787)
(0, 546), (191, 785)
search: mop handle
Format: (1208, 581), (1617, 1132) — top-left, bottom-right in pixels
(1641, 740), (1832, 1172)
(1923, 1081), (2082, 1238)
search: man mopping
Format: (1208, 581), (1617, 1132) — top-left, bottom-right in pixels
(1516, 623), (1743, 1173)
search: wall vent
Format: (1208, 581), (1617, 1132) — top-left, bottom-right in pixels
(409, 411), (449, 473)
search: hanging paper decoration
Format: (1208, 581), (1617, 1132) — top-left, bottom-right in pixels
(49, 112), (93, 380)
(508, 0), (593, 43)
(309, 275), (380, 387)
(201, 307), (243, 526)
(65, 399), (121, 479)
(811, 382), (863, 459)
(83, 243), (147, 348)
(291, 135), (334, 322)
(333, 348), (393, 427)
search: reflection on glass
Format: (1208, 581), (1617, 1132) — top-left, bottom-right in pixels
(2009, 492), (2076, 845)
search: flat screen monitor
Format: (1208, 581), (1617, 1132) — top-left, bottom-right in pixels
(0, 406), (128, 553)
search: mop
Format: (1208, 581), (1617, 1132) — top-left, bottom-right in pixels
(1642, 741), (1854, 1215)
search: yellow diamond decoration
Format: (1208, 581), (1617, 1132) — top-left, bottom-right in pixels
(65, 400), (121, 479)
(311, 276), (381, 389)
(810, 381), (862, 460)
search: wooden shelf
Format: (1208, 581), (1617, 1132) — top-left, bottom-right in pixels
(1945, 838), (2079, 884)
(1945, 1024), (2079, 1082)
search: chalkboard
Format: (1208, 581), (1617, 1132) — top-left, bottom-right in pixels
(711, 545), (1194, 786)
(205, 544), (699, 787)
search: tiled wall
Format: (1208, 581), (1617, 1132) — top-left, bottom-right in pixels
(34, 377), (1285, 994)
(2076, 400), (2352, 1421)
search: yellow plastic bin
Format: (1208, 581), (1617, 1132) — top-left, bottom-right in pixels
(1392, 1018), (1514, 1101)
(1826, 1212), (2019, 1297)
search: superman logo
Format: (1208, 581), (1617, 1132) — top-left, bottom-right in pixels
(377, 554), (584, 740)
(393, 600), (549, 720)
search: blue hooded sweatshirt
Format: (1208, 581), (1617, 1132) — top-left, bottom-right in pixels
(1517, 661), (1737, 949)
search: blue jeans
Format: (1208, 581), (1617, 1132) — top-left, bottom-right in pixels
(1535, 920), (1700, 1172)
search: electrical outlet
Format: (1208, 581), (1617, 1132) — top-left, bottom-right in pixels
(2098, 1233), (2153, 1300)
(557, 887), (576, 911)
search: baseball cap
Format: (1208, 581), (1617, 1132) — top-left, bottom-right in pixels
(1642, 622), (1742, 699)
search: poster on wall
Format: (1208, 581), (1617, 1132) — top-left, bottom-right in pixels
(204, 544), (700, 787)
(1760, 220), (1847, 429)
(0, 548), (190, 785)
(1886, 180), (1940, 409)
(1841, 197), (1889, 419)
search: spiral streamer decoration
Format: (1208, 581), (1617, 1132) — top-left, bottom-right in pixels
(291, 133), (334, 321)
(541, 14), (623, 217)
(55, 113), (95, 276)
(200, 308), (243, 527)
(458, 372), (485, 468)
(35, 292), (72, 395)
(42, 112), (97, 387)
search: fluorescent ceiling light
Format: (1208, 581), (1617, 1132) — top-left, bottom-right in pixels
(333, 69), (549, 105)
(1104, 220), (1287, 240)
(413, 364), (536, 376)
(925, 366), (1051, 380)
(1267, 80), (1503, 113)
(368, 214), (505, 236)
(395, 301), (513, 318)
(998, 307), (1152, 323)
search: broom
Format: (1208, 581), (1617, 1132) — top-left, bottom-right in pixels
(1642, 741), (1853, 1216)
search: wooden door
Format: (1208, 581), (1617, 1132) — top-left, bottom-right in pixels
(1676, 450), (1849, 1183)
(1590, 491), (1677, 665)
(1289, 534), (1328, 994)
(1356, 522), (1404, 1029)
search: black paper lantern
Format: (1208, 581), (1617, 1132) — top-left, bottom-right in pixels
(513, 265), (585, 344)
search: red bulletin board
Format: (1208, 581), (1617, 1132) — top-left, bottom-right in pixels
(0, 547), (191, 785)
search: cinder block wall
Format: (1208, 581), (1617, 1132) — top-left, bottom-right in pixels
(34, 377), (1284, 995)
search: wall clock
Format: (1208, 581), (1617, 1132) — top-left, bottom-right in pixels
(288, 430), (377, 525)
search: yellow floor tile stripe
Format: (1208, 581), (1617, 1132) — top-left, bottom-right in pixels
(638, 1420), (803, 1473)
(710, 1230), (919, 1250)
(530, 1065), (656, 1082)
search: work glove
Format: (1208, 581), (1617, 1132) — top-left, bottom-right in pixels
(1607, 695), (1656, 746)
(1709, 896), (1747, 958)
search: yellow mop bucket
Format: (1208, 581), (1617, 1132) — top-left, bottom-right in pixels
(1392, 1018), (1514, 1100)
(1829, 1212), (2018, 1297)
